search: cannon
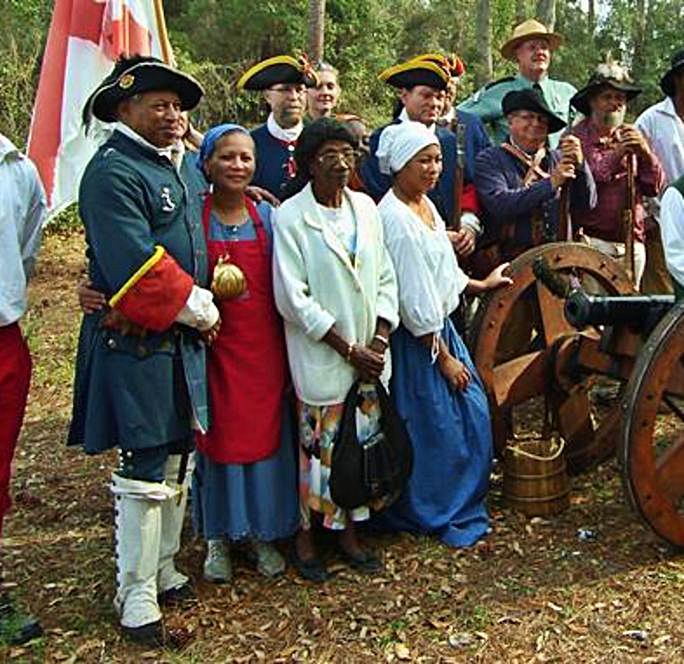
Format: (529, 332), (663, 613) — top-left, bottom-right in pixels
(468, 242), (684, 547)
(563, 290), (674, 332)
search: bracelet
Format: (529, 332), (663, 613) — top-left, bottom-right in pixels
(345, 343), (354, 362)
(372, 334), (389, 348)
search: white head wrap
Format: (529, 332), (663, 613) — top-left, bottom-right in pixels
(376, 121), (440, 175)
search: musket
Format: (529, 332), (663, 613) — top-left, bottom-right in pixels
(556, 137), (573, 242)
(449, 118), (466, 231)
(622, 150), (637, 283)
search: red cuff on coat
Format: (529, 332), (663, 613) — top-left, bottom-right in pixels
(109, 248), (194, 332)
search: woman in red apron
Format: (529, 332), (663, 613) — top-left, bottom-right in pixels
(193, 124), (297, 583)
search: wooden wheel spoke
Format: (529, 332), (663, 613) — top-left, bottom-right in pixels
(655, 437), (684, 504)
(536, 280), (574, 344)
(492, 351), (547, 408)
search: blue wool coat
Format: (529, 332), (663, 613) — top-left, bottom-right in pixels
(359, 111), (491, 224)
(68, 131), (209, 453)
(474, 141), (597, 261)
(250, 124), (297, 199)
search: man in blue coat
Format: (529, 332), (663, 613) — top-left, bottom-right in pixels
(69, 56), (220, 646)
(360, 56), (491, 259)
(237, 55), (318, 199)
(474, 89), (595, 359)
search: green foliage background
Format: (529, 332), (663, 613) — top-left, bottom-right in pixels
(2, 0), (683, 149)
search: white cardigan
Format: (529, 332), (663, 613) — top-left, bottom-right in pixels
(272, 183), (399, 405)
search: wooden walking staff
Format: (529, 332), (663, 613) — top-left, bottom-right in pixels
(622, 151), (637, 283)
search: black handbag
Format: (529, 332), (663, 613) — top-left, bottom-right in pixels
(329, 380), (413, 510)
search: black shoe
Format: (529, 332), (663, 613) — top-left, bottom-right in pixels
(121, 619), (165, 647)
(339, 547), (383, 574)
(0, 594), (43, 645)
(157, 583), (195, 607)
(289, 546), (330, 583)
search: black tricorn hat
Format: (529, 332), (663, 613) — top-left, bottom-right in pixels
(84, 55), (204, 123)
(571, 59), (641, 116)
(237, 54), (318, 91)
(502, 88), (567, 134)
(378, 59), (450, 91)
(660, 48), (684, 97)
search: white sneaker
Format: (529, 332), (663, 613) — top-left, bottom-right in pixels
(203, 539), (231, 583)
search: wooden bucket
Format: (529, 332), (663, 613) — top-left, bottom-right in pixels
(503, 438), (570, 517)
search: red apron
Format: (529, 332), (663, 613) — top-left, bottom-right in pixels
(196, 194), (287, 464)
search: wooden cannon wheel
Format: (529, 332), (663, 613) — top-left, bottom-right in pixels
(469, 242), (634, 473)
(621, 303), (684, 547)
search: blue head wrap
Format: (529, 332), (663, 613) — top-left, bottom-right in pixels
(197, 123), (251, 172)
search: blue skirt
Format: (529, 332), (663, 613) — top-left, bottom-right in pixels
(378, 320), (492, 547)
(192, 399), (299, 542)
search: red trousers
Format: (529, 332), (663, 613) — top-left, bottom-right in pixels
(0, 323), (32, 536)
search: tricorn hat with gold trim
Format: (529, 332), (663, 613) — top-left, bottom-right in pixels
(411, 53), (466, 80)
(237, 54), (318, 91)
(84, 55), (204, 123)
(379, 59), (451, 91)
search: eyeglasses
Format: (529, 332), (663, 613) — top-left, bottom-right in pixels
(316, 149), (357, 164)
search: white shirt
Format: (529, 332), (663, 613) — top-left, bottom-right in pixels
(635, 97), (684, 185)
(660, 185), (684, 287)
(0, 134), (47, 326)
(378, 189), (468, 337)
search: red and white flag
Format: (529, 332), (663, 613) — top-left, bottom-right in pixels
(28, 0), (173, 214)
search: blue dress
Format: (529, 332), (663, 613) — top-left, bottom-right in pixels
(192, 203), (298, 541)
(382, 321), (492, 547)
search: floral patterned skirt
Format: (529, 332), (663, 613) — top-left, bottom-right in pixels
(297, 383), (382, 530)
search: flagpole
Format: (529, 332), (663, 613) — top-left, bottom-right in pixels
(152, 0), (174, 65)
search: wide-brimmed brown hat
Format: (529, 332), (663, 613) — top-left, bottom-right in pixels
(571, 59), (641, 116)
(501, 19), (563, 61)
(660, 48), (684, 97)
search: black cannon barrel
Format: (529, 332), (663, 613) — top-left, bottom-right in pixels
(564, 290), (675, 330)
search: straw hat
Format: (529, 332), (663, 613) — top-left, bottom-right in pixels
(500, 19), (563, 61)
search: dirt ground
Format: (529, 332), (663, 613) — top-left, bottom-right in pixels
(2, 227), (684, 663)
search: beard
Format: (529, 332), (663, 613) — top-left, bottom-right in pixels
(596, 108), (626, 128)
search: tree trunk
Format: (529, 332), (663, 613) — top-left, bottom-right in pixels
(475, 0), (492, 87)
(536, 0), (556, 31)
(587, 0), (595, 33)
(307, 0), (326, 63)
(632, 0), (648, 81)
(516, 0), (527, 24)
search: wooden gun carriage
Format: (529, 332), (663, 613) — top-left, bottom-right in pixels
(468, 242), (684, 546)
